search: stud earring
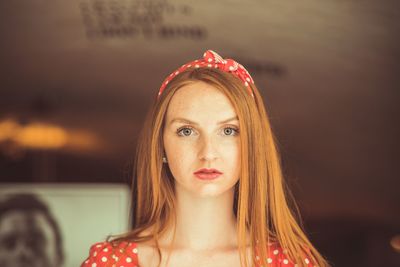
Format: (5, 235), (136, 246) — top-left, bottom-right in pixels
(162, 156), (168, 163)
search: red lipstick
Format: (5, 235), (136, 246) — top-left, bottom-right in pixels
(193, 168), (223, 180)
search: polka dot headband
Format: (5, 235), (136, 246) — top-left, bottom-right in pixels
(157, 50), (255, 99)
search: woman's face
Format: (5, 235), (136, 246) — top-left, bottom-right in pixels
(163, 81), (241, 197)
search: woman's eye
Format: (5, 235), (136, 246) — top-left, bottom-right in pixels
(176, 126), (239, 137)
(223, 127), (239, 136)
(177, 127), (194, 137)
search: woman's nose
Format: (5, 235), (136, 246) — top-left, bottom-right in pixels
(198, 135), (218, 161)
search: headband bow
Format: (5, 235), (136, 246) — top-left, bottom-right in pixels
(157, 50), (255, 99)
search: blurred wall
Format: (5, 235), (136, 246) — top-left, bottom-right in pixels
(0, 0), (399, 266)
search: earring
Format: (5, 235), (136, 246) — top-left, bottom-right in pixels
(162, 156), (168, 163)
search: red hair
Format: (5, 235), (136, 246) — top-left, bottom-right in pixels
(108, 67), (330, 267)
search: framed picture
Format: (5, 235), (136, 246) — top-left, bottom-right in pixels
(0, 183), (131, 267)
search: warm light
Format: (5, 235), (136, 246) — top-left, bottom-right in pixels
(0, 118), (20, 141)
(13, 122), (68, 149)
(67, 131), (103, 151)
(390, 235), (400, 253)
(0, 118), (104, 152)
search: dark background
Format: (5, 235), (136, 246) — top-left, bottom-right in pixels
(1, 0), (399, 266)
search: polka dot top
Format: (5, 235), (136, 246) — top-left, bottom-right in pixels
(81, 241), (316, 267)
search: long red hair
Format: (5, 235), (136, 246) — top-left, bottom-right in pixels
(108, 67), (330, 267)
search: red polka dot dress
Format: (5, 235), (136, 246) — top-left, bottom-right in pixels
(81, 241), (138, 267)
(81, 241), (316, 267)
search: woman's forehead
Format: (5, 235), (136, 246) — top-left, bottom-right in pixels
(165, 102), (237, 127)
(166, 82), (236, 115)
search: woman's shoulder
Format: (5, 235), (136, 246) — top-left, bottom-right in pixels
(81, 240), (139, 267)
(256, 242), (316, 267)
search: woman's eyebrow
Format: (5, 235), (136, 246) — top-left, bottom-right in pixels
(170, 116), (239, 125)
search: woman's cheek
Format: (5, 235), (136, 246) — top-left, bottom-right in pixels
(169, 144), (191, 173)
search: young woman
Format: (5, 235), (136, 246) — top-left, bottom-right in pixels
(81, 50), (330, 267)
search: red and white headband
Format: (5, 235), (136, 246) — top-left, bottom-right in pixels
(157, 50), (255, 99)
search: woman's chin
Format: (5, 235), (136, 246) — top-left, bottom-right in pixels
(193, 186), (234, 198)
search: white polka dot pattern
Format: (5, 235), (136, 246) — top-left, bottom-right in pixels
(157, 50), (255, 99)
(80, 240), (316, 267)
(254, 243), (316, 267)
(80, 241), (139, 267)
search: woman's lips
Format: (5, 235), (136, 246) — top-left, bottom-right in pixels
(193, 168), (223, 180)
(194, 172), (222, 180)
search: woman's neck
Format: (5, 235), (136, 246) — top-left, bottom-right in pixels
(156, 185), (248, 252)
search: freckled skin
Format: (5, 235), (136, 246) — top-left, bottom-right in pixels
(163, 81), (241, 197)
